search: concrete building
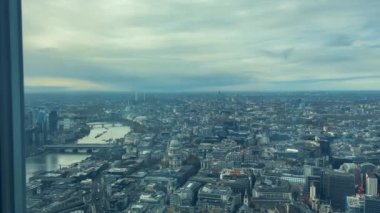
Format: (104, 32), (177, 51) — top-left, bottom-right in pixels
(346, 196), (364, 213)
(251, 177), (292, 210)
(197, 183), (237, 212)
(321, 170), (355, 211)
(170, 181), (201, 207)
(366, 174), (378, 196)
(364, 196), (380, 213)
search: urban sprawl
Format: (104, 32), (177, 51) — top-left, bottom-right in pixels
(25, 92), (380, 213)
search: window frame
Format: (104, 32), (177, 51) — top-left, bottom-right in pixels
(0, 0), (26, 212)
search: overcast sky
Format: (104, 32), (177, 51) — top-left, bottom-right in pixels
(23, 0), (380, 92)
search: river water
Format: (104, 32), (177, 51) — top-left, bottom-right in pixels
(26, 122), (130, 181)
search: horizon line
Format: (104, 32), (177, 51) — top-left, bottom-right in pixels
(24, 89), (380, 95)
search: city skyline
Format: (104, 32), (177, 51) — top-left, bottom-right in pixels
(3, 0), (380, 211)
(23, 0), (380, 92)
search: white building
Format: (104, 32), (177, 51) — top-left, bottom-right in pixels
(366, 174), (378, 196)
(62, 118), (73, 130)
(167, 139), (185, 170)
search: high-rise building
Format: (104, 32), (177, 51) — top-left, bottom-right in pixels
(366, 174), (378, 196)
(35, 110), (47, 146)
(364, 196), (380, 213)
(321, 170), (355, 211)
(318, 139), (331, 156)
(35, 110), (46, 126)
(48, 110), (58, 134)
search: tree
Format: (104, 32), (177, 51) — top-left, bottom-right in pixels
(186, 154), (200, 170)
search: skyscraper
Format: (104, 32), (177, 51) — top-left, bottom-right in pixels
(48, 110), (58, 134)
(321, 170), (355, 211)
(366, 174), (378, 196)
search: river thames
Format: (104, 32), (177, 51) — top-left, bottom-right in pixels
(26, 122), (130, 181)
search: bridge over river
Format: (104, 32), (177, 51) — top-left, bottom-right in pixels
(43, 144), (114, 153)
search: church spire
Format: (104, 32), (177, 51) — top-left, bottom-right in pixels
(244, 189), (249, 206)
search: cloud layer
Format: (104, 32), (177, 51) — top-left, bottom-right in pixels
(23, 0), (380, 92)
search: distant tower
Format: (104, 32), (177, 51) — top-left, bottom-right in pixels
(48, 110), (58, 134)
(134, 91), (138, 102)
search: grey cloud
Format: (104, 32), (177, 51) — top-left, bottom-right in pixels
(274, 75), (380, 84)
(282, 48), (295, 60)
(259, 48), (295, 60)
(326, 35), (355, 47)
(22, 0), (380, 92)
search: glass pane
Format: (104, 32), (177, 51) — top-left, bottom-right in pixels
(22, 1), (380, 212)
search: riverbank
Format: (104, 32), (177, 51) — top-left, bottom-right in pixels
(26, 153), (91, 182)
(26, 122), (131, 181)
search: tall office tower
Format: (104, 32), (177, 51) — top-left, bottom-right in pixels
(310, 183), (316, 200)
(48, 110), (58, 134)
(321, 170), (355, 211)
(35, 110), (45, 127)
(366, 174), (378, 196)
(35, 110), (47, 146)
(364, 196), (380, 213)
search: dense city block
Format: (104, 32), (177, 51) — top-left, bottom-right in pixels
(25, 92), (380, 213)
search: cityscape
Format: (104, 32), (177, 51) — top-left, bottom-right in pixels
(19, 1), (380, 212)
(24, 91), (380, 213)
